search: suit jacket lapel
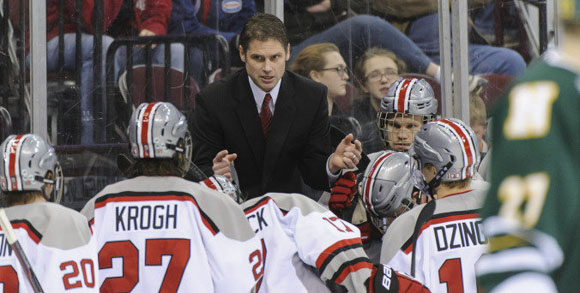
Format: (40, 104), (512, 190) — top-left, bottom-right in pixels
(234, 70), (265, 165)
(262, 73), (295, 186)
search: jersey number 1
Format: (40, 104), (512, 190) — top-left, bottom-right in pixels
(439, 258), (464, 293)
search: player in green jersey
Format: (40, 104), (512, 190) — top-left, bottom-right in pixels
(475, 1), (580, 292)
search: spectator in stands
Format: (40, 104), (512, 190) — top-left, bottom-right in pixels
(290, 43), (349, 116)
(372, 0), (527, 76)
(15, 0), (115, 144)
(283, 0), (442, 82)
(470, 92), (489, 155)
(110, 0), (185, 88)
(352, 48), (405, 154)
(168, 0), (256, 84)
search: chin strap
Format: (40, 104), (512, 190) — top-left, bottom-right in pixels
(422, 161), (454, 199)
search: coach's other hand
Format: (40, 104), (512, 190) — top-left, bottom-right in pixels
(329, 134), (362, 174)
(212, 150), (237, 181)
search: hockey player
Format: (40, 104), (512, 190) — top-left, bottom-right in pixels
(377, 77), (438, 152)
(380, 119), (487, 293)
(201, 175), (430, 292)
(328, 77), (437, 229)
(242, 192), (431, 292)
(0, 134), (99, 292)
(476, 1), (580, 291)
(81, 102), (263, 292)
(359, 151), (415, 261)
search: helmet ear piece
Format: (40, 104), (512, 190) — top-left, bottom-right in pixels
(41, 163), (64, 203)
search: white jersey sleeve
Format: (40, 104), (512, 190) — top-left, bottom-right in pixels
(382, 190), (487, 293)
(1, 202), (99, 292)
(242, 193), (373, 293)
(81, 176), (262, 292)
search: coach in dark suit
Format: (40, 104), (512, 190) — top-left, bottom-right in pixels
(191, 13), (362, 199)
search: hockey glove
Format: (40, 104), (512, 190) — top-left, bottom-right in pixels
(329, 171), (357, 215)
(366, 264), (430, 293)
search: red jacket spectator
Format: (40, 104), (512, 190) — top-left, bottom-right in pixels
(82, 0), (172, 36)
(13, 0), (171, 50)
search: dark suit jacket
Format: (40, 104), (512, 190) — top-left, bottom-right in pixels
(191, 69), (332, 199)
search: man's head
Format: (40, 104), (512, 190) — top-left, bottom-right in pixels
(378, 77), (438, 152)
(409, 119), (480, 198)
(239, 13), (290, 92)
(126, 102), (192, 177)
(360, 151), (414, 234)
(0, 134), (63, 206)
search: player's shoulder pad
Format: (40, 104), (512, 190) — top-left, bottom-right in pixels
(242, 193), (328, 216)
(435, 188), (486, 215)
(83, 176), (256, 241)
(5, 202), (92, 249)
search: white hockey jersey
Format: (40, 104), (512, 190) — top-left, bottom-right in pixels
(380, 189), (487, 293)
(241, 193), (374, 293)
(0, 202), (99, 292)
(81, 176), (263, 292)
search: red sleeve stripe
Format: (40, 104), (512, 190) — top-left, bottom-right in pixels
(402, 212), (480, 254)
(0, 220), (42, 244)
(363, 151), (393, 215)
(136, 102), (161, 158)
(200, 178), (218, 191)
(94, 193), (219, 235)
(316, 237), (363, 270)
(437, 119), (477, 179)
(331, 258), (374, 284)
(243, 196), (273, 214)
(88, 218), (94, 234)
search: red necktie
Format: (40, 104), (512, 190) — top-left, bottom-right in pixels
(260, 94), (273, 139)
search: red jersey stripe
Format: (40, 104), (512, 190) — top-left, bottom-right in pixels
(315, 237), (362, 269)
(94, 194), (218, 235)
(0, 222), (42, 244)
(403, 212), (480, 254)
(334, 261), (374, 284)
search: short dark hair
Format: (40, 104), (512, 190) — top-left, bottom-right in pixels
(239, 13), (288, 53)
(124, 159), (184, 178)
(122, 138), (187, 178)
(3, 191), (43, 206)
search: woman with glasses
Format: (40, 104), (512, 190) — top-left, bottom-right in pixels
(352, 48), (406, 153)
(290, 43), (350, 116)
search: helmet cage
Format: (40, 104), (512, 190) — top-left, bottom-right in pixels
(377, 112), (435, 151)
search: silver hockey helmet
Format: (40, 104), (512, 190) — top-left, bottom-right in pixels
(200, 174), (243, 204)
(377, 77), (438, 151)
(409, 118), (480, 195)
(0, 134), (63, 202)
(360, 151), (414, 233)
(128, 102), (192, 169)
